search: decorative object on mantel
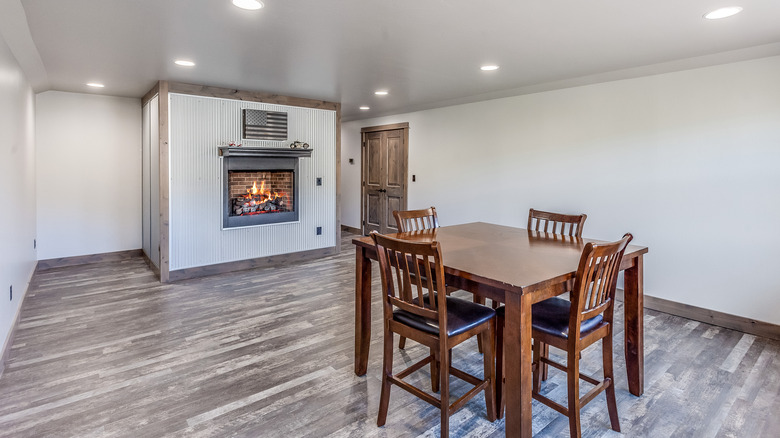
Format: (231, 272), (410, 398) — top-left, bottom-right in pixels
(289, 140), (310, 149)
(227, 141), (242, 147)
(242, 109), (288, 141)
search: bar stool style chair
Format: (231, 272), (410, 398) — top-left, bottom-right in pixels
(393, 206), (440, 232)
(371, 232), (497, 437)
(528, 208), (587, 237)
(527, 208), (588, 381)
(496, 233), (632, 437)
(393, 207), (441, 350)
(394, 207), (491, 353)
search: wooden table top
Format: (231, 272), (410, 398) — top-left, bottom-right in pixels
(353, 222), (649, 295)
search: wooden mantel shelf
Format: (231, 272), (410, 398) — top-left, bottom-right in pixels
(218, 147), (312, 158)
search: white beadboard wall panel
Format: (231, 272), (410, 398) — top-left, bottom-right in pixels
(168, 94), (336, 270)
(150, 95), (160, 267)
(141, 101), (151, 258)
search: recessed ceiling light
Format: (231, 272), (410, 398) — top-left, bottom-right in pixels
(704, 6), (743, 19)
(174, 60), (195, 67)
(233, 0), (264, 10)
(374, 90), (388, 96)
(86, 83), (105, 88)
(480, 65), (499, 71)
(359, 106), (370, 110)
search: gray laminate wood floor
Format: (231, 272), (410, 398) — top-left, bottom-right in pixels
(1, 233), (778, 437)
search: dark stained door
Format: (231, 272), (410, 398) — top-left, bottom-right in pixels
(362, 124), (408, 234)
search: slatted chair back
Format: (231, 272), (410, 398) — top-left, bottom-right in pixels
(371, 232), (448, 330)
(570, 233), (633, 333)
(527, 208), (587, 237)
(394, 207), (439, 232)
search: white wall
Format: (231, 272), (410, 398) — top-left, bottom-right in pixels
(342, 56), (780, 326)
(0, 32), (37, 358)
(35, 91), (142, 259)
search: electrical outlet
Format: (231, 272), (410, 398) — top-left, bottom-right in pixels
(9, 285), (12, 301)
(316, 177), (322, 186)
(316, 226), (322, 235)
(34, 239), (36, 249)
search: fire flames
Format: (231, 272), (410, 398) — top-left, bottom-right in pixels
(247, 180), (281, 200)
(233, 180), (287, 216)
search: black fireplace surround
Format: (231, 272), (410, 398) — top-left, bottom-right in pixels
(219, 147), (311, 228)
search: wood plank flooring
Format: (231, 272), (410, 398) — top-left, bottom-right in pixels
(1, 232), (778, 437)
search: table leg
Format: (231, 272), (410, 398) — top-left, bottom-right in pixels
(354, 246), (372, 376)
(504, 292), (533, 437)
(623, 254), (644, 396)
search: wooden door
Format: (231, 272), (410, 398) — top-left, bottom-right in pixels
(361, 123), (409, 235)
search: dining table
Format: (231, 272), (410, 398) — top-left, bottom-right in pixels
(352, 222), (649, 437)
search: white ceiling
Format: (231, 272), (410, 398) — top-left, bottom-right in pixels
(8, 0), (780, 121)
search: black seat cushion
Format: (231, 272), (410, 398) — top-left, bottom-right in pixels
(393, 295), (495, 337)
(496, 297), (604, 339)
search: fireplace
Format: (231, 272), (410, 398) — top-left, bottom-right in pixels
(220, 147), (311, 228)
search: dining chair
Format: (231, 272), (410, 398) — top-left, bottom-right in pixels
(528, 208), (587, 381)
(393, 207), (490, 353)
(371, 231), (497, 437)
(393, 207), (441, 350)
(495, 233), (632, 437)
(393, 206), (440, 232)
(528, 208), (587, 237)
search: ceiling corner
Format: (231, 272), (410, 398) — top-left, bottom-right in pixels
(0, 0), (50, 92)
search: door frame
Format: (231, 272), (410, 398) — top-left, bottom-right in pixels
(360, 122), (409, 235)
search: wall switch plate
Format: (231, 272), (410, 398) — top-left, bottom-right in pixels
(316, 226), (322, 235)
(316, 177), (322, 186)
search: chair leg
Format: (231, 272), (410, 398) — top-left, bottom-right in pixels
(398, 336), (407, 349)
(377, 329), (394, 427)
(431, 348), (440, 393)
(495, 312), (505, 419)
(440, 341), (450, 437)
(567, 348), (582, 438)
(474, 295), (486, 354)
(482, 320), (497, 421)
(532, 337), (542, 394)
(540, 342), (549, 381)
(603, 331), (621, 432)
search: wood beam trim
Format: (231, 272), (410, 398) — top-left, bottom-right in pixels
(335, 102), (342, 252)
(361, 122), (409, 133)
(167, 82), (339, 111)
(141, 82), (160, 106)
(158, 81), (171, 283)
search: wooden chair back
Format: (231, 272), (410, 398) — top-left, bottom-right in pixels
(527, 208), (587, 237)
(370, 231), (448, 329)
(393, 207), (439, 232)
(570, 233), (633, 332)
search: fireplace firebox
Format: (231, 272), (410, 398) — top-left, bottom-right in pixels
(220, 147), (311, 228)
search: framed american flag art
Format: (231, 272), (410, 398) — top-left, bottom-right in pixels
(242, 109), (288, 141)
